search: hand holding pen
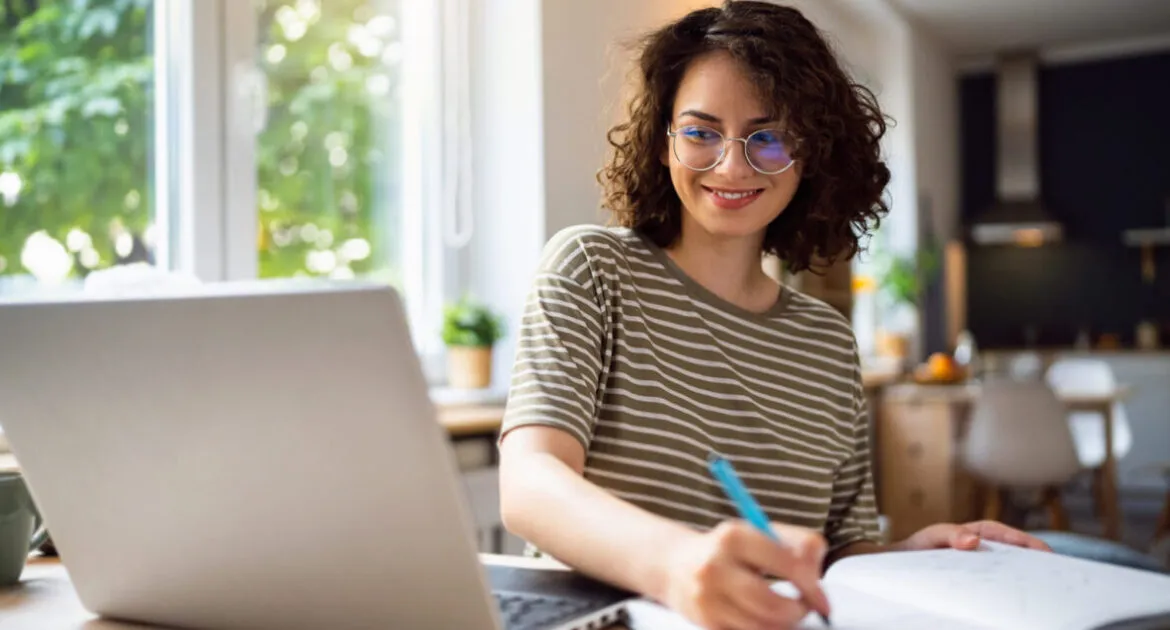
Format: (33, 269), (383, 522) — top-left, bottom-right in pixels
(655, 453), (833, 629)
(707, 452), (833, 627)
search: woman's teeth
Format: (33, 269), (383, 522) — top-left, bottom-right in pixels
(712, 189), (759, 199)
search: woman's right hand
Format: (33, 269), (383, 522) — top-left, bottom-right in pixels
(658, 520), (830, 630)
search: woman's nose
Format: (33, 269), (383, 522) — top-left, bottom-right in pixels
(714, 138), (755, 178)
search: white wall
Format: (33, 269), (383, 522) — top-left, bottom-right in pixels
(827, 0), (922, 256)
(466, 0), (546, 390)
(781, 0), (946, 259)
(540, 0), (712, 240)
(911, 27), (959, 245)
(801, 1), (960, 357)
(786, 0), (882, 81)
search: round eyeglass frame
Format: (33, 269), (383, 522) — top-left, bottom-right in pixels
(666, 124), (797, 175)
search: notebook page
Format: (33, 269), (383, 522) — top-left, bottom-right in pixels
(825, 541), (1170, 630)
(625, 579), (991, 630)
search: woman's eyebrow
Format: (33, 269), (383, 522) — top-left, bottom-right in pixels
(677, 109), (776, 125)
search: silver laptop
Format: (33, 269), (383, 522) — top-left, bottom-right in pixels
(0, 281), (630, 630)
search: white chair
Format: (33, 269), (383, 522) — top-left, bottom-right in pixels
(1045, 357), (1134, 530)
(1006, 352), (1044, 381)
(1045, 358), (1134, 469)
(960, 377), (1084, 528)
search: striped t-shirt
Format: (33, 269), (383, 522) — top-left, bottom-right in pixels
(501, 225), (879, 553)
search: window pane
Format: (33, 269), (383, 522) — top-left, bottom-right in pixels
(0, 0), (157, 294)
(254, 0), (404, 285)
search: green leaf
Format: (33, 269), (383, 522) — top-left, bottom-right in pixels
(18, 41), (53, 64)
(0, 139), (32, 163)
(5, 63), (32, 85)
(44, 95), (76, 124)
(81, 95), (121, 117)
(0, 111), (30, 138)
(875, 246), (939, 307)
(52, 57), (87, 75)
(78, 7), (118, 39)
(441, 297), (505, 347)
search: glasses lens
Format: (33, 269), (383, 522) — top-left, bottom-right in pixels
(746, 130), (793, 173)
(673, 125), (724, 170)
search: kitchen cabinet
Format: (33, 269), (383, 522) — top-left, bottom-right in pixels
(876, 386), (980, 541)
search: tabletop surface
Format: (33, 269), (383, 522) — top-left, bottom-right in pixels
(884, 382), (1132, 405)
(1, 554), (637, 630)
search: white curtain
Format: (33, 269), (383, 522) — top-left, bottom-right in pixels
(441, 0), (474, 250)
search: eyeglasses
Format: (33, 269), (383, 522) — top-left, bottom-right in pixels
(666, 124), (796, 175)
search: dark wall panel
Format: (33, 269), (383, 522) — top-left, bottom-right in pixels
(961, 51), (1170, 349)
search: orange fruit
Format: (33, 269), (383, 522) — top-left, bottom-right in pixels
(927, 352), (956, 381)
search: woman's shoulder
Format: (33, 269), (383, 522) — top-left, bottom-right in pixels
(780, 287), (858, 350)
(538, 224), (644, 273)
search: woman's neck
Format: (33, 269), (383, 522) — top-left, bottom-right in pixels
(665, 226), (779, 314)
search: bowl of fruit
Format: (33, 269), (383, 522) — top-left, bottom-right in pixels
(912, 352), (966, 385)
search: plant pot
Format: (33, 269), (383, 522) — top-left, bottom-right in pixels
(447, 345), (493, 389)
(875, 329), (910, 361)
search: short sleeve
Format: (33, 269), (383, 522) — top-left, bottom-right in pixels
(499, 232), (608, 451)
(823, 396), (882, 552)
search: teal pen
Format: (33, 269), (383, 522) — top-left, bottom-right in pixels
(707, 452), (832, 627)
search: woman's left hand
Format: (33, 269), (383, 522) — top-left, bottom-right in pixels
(894, 520), (1052, 552)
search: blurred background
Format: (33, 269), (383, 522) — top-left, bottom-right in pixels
(0, 0), (1166, 565)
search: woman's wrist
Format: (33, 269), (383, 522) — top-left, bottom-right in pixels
(642, 524), (702, 603)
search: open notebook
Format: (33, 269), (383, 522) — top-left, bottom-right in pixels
(627, 542), (1170, 630)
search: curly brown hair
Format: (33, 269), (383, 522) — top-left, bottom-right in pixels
(599, 0), (890, 273)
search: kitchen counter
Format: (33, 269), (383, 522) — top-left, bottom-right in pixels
(883, 381), (1132, 405)
(984, 348), (1170, 356)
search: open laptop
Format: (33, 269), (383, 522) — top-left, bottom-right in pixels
(0, 280), (632, 630)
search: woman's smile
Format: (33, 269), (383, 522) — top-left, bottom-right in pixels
(702, 185), (765, 210)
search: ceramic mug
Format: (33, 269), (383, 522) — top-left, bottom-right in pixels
(0, 471), (48, 586)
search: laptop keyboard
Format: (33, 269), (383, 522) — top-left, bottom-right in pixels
(493, 591), (610, 630)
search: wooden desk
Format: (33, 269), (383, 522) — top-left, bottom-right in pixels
(439, 404), (506, 439)
(878, 383), (1132, 541)
(1, 555), (630, 630)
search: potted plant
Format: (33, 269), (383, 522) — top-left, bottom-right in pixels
(441, 296), (505, 389)
(874, 247), (937, 364)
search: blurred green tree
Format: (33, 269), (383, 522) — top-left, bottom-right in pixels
(254, 0), (402, 281)
(0, 0), (401, 285)
(0, 0), (154, 283)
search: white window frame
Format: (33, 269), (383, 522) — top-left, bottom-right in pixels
(155, 0), (229, 281)
(157, 0), (464, 381)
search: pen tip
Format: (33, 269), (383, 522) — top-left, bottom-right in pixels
(820, 612), (832, 626)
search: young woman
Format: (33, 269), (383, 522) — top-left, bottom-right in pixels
(498, 2), (1047, 629)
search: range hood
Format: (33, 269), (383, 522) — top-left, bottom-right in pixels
(969, 53), (1064, 247)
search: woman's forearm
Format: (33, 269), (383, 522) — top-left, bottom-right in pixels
(499, 451), (697, 602)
